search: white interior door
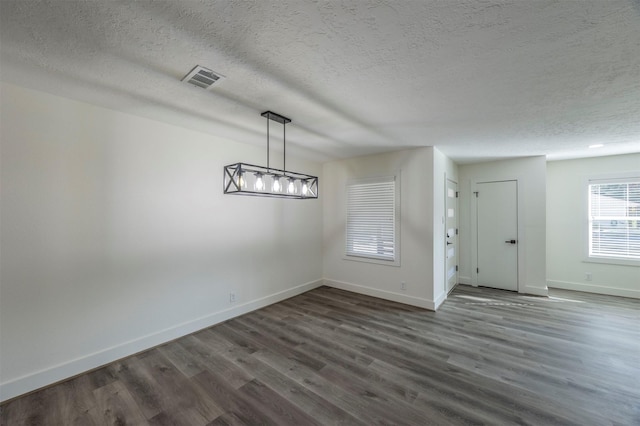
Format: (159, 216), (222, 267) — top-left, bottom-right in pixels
(476, 180), (518, 291)
(446, 179), (458, 294)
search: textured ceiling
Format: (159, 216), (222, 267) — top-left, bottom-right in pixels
(1, 0), (640, 163)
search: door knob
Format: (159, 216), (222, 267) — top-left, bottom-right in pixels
(447, 241), (453, 245)
(505, 239), (517, 244)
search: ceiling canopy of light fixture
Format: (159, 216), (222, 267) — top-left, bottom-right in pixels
(223, 111), (318, 199)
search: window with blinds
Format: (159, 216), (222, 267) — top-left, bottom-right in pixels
(588, 178), (640, 261)
(346, 176), (398, 263)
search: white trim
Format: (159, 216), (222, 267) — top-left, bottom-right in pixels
(547, 280), (639, 299)
(433, 290), (447, 310)
(586, 171), (640, 184)
(445, 176), (459, 295)
(458, 275), (472, 285)
(521, 285), (549, 297)
(582, 172), (640, 265)
(343, 254), (401, 267)
(458, 281), (547, 297)
(583, 257), (640, 267)
(0, 279), (324, 402)
(323, 278), (438, 310)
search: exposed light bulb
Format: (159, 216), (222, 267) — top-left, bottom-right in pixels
(238, 171), (247, 189)
(302, 181), (309, 196)
(288, 178), (296, 194)
(272, 175), (281, 192)
(255, 174), (264, 191)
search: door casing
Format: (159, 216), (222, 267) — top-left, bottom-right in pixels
(445, 178), (458, 294)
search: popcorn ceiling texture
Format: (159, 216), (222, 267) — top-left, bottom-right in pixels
(1, 0), (639, 163)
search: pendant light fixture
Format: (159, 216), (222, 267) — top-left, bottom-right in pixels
(223, 111), (319, 199)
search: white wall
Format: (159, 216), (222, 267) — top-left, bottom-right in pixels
(547, 154), (640, 298)
(322, 147), (452, 310)
(458, 156), (547, 296)
(0, 83), (323, 401)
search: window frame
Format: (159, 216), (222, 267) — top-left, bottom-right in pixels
(584, 172), (640, 267)
(344, 175), (401, 266)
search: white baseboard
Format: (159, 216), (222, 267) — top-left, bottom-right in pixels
(521, 285), (549, 297)
(433, 291), (447, 310)
(458, 276), (472, 285)
(547, 280), (639, 299)
(323, 279), (437, 311)
(0, 279), (323, 403)
(453, 281), (548, 297)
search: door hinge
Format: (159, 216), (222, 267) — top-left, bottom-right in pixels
(455, 228), (458, 235)
(455, 191), (459, 198)
(456, 265), (458, 272)
(474, 191), (479, 198)
(476, 267), (479, 273)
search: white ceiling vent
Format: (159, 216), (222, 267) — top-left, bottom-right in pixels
(182, 65), (224, 89)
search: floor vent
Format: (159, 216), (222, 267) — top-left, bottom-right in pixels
(182, 65), (224, 89)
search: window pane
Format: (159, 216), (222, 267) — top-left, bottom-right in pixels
(346, 178), (396, 261)
(589, 180), (640, 260)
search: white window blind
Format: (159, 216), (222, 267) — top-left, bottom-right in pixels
(588, 179), (640, 260)
(346, 177), (396, 261)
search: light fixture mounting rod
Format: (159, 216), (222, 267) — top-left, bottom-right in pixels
(261, 111), (291, 175)
(261, 111), (291, 124)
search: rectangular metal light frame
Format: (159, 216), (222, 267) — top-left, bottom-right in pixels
(223, 110), (318, 199)
(224, 162), (319, 199)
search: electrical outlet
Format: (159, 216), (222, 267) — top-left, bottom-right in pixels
(401, 281), (406, 291)
(585, 272), (592, 281)
(230, 293), (236, 303)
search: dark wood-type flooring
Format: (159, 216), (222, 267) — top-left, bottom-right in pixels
(2, 285), (639, 425)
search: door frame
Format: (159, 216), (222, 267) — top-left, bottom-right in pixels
(445, 177), (458, 295)
(470, 178), (524, 293)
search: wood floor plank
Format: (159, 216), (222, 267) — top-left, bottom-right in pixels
(228, 353), (368, 426)
(225, 318), (327, 372)
(2, 285), (639, 425)
(248, 309), (376, 367)
(91, 380), (148, 426)
(191, 370), (277, 426)
(136, 348), (224, 423)
(237, 379), (322, 426)
(110, 357), (164, 420)
(156, 340), (204, 378)
(251, 347), (426, 426)
(53, 374), (98, 425)
(177, 335), (254, 390)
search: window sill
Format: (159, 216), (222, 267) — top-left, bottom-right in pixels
(343, 254), (400, 267)
(583, 256), (639, 267)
